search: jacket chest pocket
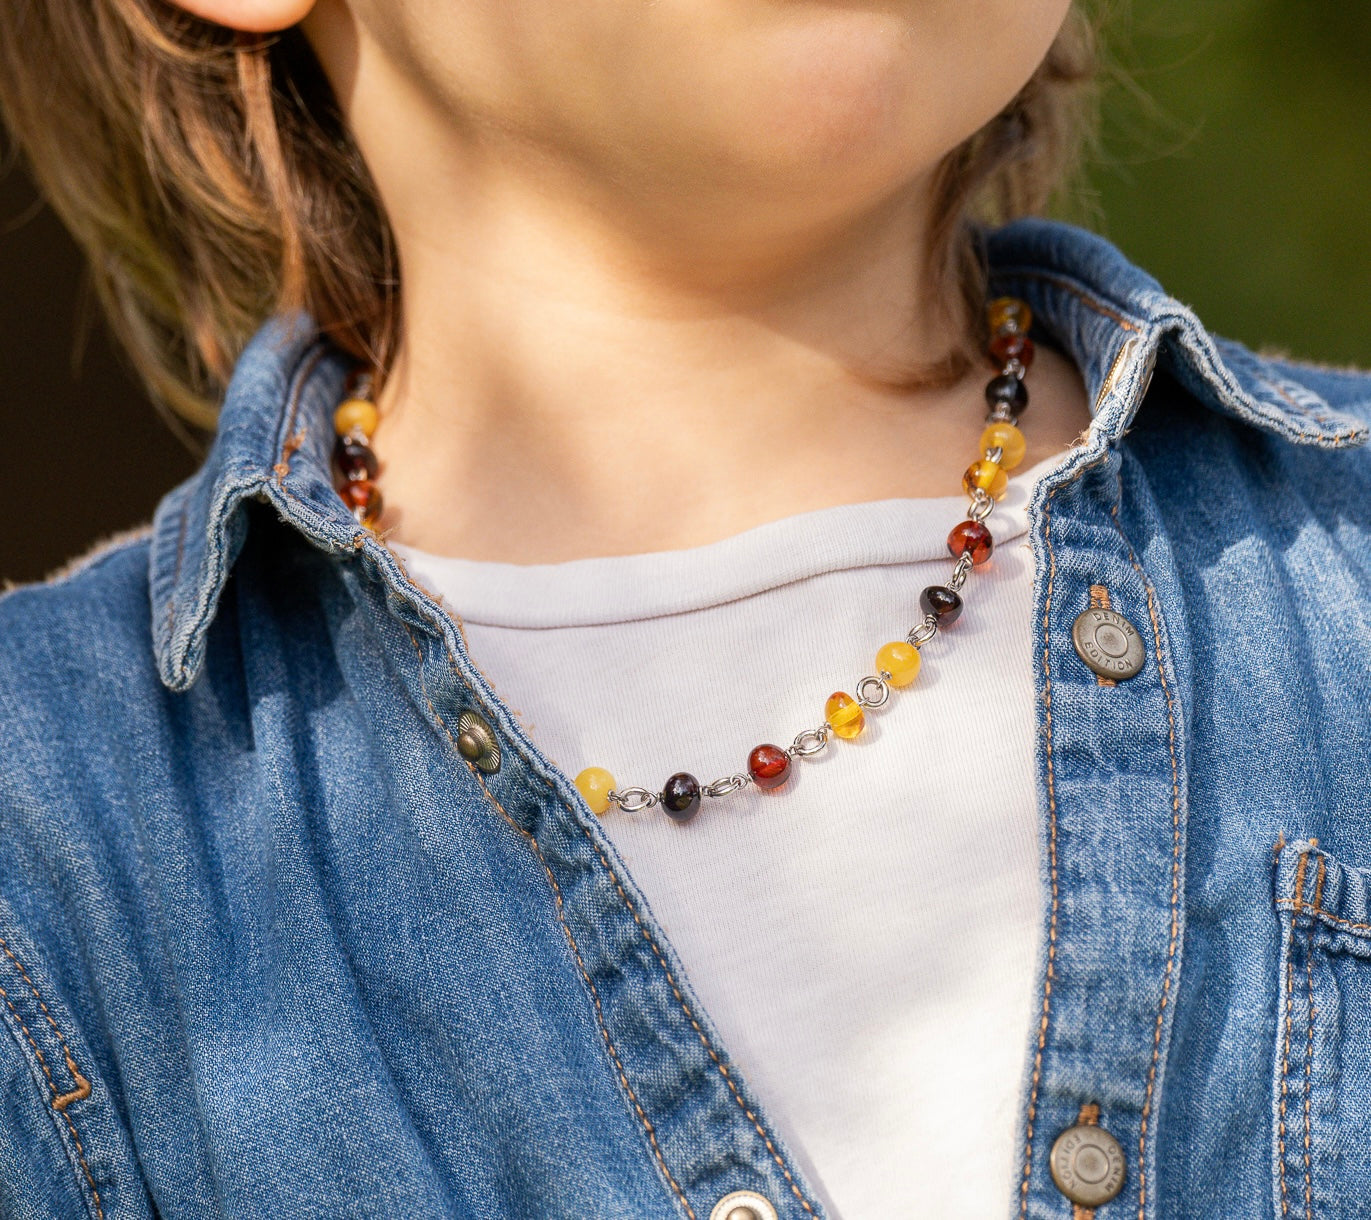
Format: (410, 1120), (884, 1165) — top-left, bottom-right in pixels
(1272, 841), (1371, 1220)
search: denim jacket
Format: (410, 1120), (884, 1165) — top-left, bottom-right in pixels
(2, 218), (1370, 1220)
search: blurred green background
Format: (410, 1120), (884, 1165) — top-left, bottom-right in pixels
(3, 1), (1370, 583)
(1083, 0), (1371, 367)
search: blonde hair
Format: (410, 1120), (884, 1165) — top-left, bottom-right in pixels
(0, 3), (1097, 431)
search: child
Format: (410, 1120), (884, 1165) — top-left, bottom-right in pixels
(2, 3), (1369, 1218)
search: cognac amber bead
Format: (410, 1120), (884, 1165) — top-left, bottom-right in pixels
(575, 767), (616, 816)
(989, 333), (1035, 369)
(334, 397), (379, 439)
(340, 479), (383, 523)
(947, 520), (993, 565)
(987, 297), (1032, 335)
(332, 435), (378, 483)
(748, 744), (791, 790)
(920, 585), (964, 625)
(962, 459), (1008, 499)
(980, 421), (1027, 470)
(825, 691), (865, 739)
(876, 641), (921, 688)
(661, 772), (702, 823)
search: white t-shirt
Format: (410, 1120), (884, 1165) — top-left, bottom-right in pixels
(393, 446), (1072, 1219)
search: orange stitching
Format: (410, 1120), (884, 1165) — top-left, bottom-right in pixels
(1312, 858), (1326, 914)
(1279, 902), (1296, 1219)
(1292, 852), (1309, 918)
(1109, 498), (1183, 1220)
(997, 270), (1142, 331)
(274, 344), (328, 484)
(0, 945), (104, 1218)
(398, 621), (696, 1219)
(1018, 487), (1064, 1218)
(1274, 902), (1371, 935)
(1301, 914), (1315, 1220)
(1087, 585), (1117, 688)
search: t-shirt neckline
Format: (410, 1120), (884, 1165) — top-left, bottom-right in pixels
(391, 447), (1074, 629)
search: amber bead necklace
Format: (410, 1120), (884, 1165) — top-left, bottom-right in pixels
(329, 296), (1037, 825)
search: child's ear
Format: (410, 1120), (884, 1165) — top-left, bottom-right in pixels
(164, 0), (317, 33)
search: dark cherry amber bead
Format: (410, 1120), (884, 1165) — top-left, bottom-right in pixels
(661, 772), (701, 822)
(985, 374), (1028, 413)
(748, 744), (791, 791)
(947, 520), (993, 565)
(340, 479), (383, 522)
(989, 333), (1035, 369)
(920, 585), (964, 625)
(333, 435), (379, 483)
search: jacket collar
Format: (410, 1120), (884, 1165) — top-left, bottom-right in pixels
(148, 218), (1370, 690)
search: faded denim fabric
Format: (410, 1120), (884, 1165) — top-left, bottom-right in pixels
(2, 218), (1370, 1220)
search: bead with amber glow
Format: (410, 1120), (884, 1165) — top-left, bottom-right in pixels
(987, 297), (1032, 334)
(980, 421), (1027, 470)
(962, 459), (1008, 499)
(876, 642), (922, 688)
(334, 397), (379, 439)
(948, 520), (994, 565)
(825, 691), (865, 739)
(575, 767), (616, 816)
(990, 332), (1035, 369)
(748, 744), (791, 790)
(340, 479), (383, 523)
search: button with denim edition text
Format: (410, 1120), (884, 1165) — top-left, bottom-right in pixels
(1050, 1121), (1126, 1207)
(710, 1190), (778, 1220)
(1071, 607), (1145, 681)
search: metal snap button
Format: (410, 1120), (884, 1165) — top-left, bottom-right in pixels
(1071, 607), (1145, 681)
(709, 1189), (779, 1220)
(1049, 1122), (1126, 1207)
(455, 709), (501, 774)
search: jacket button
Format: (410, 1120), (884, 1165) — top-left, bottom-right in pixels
(709, 1190), (778, 1220)
(1049, 1122), (1126, 1207)
(1071, 607), (1145, 681)
(455, 710), (502, 774)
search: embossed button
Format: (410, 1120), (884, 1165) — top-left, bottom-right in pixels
(709, 1190), (778, 1220)
(455, 709), (501, 774)
(1049, 1123), (1126, 1207)
(1071, 607), (1145, 681)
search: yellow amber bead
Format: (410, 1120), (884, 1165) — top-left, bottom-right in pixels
(962, 459), (1009, 499)
(987, 296), (1032, 334)
(979, 421), (1027, 470)
(574, 767), (616, 816)
(876, 641), (922, 688)
(334, 397), (379, 439)
(825, 691), (866, 739)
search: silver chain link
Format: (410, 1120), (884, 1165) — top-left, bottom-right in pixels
(947, 550), (975, 592)
(608, 787), (658, 814)
(788, 724), (830, 758)
(855, 675), (891, 708)
(968, 487), (995, 523)
(702, 773), (751, 799)
(907, 613), (939, 647)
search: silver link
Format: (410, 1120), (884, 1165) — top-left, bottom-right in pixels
(984, 444), (1004, 464)
(947, 550), (975, 591)
(968, 488), (995, 523)
(1002, 358), (1025, 380)
(788, 724), (830, 758)
(609, 786), (658, 814)
(703, 773), (751, 799)
(907, 613), (939, 647)
(855, 675), (890, 708)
